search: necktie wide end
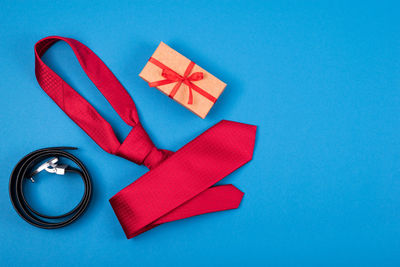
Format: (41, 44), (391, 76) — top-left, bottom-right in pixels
(217, 120), (257, 161)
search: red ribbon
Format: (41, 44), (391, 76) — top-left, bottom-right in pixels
(148, 57), (217, 105)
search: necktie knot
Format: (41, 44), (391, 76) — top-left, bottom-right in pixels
(116, 123), (171, 169)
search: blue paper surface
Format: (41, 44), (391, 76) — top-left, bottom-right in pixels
(0, 1), (399, 266)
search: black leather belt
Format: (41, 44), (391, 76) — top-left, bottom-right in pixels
(9, 147), (92, 229)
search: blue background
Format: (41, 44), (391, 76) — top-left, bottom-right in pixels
(0, 0), (399, 266)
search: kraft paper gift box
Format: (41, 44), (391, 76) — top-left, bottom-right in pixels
(139, 42), (226, 119)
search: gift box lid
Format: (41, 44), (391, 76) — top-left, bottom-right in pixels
(139, 42), (226, 119)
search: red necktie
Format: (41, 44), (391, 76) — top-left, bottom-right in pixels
(34, 36), (257, 238)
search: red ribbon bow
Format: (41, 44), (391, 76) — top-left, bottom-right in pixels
(148, 57), (216, 104)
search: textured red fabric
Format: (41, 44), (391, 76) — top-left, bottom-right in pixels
(34, 36), (257, 238)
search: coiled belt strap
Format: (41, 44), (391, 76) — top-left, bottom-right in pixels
(9, 147), (92, 229)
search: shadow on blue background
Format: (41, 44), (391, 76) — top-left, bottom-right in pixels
(0, 1), (399, 266)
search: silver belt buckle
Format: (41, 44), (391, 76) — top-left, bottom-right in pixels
(29, 157), (68, 182)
